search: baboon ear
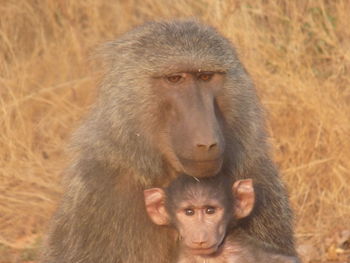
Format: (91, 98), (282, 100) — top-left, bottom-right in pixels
(232, 179), (255, 219)
(143, 188), (169, 225)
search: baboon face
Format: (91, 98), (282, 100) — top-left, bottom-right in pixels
(144, 176), (255, 256)
(173, 196), (228, 255)
(152, 71), (226, 178)
(170, 178), (255, 255)
(99, 21), (244, 178)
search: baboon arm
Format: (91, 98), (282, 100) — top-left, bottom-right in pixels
(234, 158), (296, 256)
(41, 163), (174, 263)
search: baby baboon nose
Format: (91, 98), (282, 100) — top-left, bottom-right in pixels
(192, 240), (206, 247)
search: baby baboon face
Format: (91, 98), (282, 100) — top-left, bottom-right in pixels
(144, 175), (255, 256)
(173, 194), (228, 255)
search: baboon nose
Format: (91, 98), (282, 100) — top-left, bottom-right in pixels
(192, 240), (207, 247)
(196, 142), (217, 151)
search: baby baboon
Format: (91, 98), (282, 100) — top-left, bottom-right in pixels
(144, 174), (298, 263)
(41, 20), (298, 262)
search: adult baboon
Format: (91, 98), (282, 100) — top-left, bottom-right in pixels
(41, 20), (297, 263)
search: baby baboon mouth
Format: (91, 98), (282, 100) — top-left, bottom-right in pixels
(187, 245), (219, 256)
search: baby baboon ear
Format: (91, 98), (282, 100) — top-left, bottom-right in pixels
(144, 188), (169, 225)
(232, 179), (255, 219)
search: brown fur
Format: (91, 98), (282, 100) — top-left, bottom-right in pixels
(41, 19), (297, 263)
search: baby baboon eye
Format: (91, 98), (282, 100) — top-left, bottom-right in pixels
(184, 208), (195, 216)
(166, 75), (182, 83)
(205, 207), (216, 214)
(198, 73), (213, 81)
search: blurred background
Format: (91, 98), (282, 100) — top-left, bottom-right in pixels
(0, 1), (349, 262)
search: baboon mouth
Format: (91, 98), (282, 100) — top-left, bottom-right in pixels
(187, 245), (218, 255)
(179, 158), (223, 177)
(180, 157), (222, 163)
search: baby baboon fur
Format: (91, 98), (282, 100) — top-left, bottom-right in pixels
(41, 20), (297, 263)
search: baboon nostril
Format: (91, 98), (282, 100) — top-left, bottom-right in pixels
(196, 143), (217, 151)
(209, 143), (217, 150)
(192, 240), (206, 246)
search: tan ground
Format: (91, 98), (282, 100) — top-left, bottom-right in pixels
(0, 1), (349, 262)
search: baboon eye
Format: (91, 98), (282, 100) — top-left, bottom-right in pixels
(205, 207), (216, 214)
(166, 75), (182, 83)
(184, 208), (195, 216)
(198, 73), (213, 81)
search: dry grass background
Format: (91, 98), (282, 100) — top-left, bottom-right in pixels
(0, 0), (349, 262)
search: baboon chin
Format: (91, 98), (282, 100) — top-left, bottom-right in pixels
(179, 157), (223, 178)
